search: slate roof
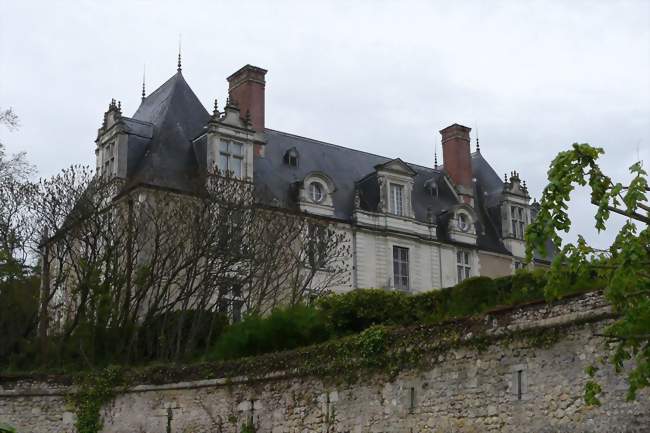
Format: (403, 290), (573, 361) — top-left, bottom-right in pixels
(113, 71), (544, 258)
(256, 129), (511, 254)
(125, 71), (210, 192)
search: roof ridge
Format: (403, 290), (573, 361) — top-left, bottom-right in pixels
(265, 128), (441, 174)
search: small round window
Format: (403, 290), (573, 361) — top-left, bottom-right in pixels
(458, 213), (469, 232)
(310, 182), (325, 203)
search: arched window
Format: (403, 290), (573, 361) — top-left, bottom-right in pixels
(310, 181), (324, 203)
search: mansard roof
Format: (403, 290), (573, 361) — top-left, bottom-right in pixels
(111, 70), (515, 256)
(255, 129), (511, 255)
(126, 71), (210, 192)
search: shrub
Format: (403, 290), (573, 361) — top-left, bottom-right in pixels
(208, 305), (331, 360)
(317, 289), (412, 336)
(137, 310), (229, 362)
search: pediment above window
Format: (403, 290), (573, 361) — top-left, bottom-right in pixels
(374, 158), (417, 177)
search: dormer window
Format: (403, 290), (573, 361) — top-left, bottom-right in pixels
(390, 183), (404, 216)
(458, 213), (469, 232)
(219, 140), (244, 178)
(511, 206), (527, 239)
(284, 148), (299, 167)
(310, 181), (325, 203)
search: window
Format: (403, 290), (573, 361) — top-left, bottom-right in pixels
(514, 261), (525, 271)
(310, 182), (324, 203)
(511, 206), (527, 239)
(393, 246), (409, 290)
(390, 183), (404, 216)
(283, 148), (299, 167)
(306, 223), (328, 269)
(103, 142), (115, 176)
(458, 213), (469, 232)
(219, 140), (244, 178)
(457, 250), (471, 282)
(512, 367), (527, 400)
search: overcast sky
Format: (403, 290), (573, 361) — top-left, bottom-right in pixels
(1, 0), (648, 249)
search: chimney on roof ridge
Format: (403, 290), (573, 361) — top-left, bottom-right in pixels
(439, 123), (473, 200)
(227, 65), (267, 133)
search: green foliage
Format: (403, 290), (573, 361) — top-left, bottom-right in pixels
(240, 421), (256, 433)
(356, 326), (388, 367)
(317, 289), (411, 335)
(0, 261), (40, 364)
(585, 380), (602, 406)
(69, 366), (123, 433)
(137, 310), (229, 362)
(0, 423), (17, 433)
(208, 305), (331, 361)
(527, 142), (649, 400)
(318, 272), (569, 337)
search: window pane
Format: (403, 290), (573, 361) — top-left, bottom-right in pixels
(219, 154), (229, 172)
(457, 251), (462, 263)
(232, 142), (243, 157)
(511, 206), (516, 218)
(464, 252), (469, 265)
(232, 157), (242, 178)
(465, 267), (470, 279)
(512, 220), (517, 237)
(458, 266), (463, 282)
(520, 222), (525, 238)
(220, 141), (229, 153)
(518, 207), (523, 219)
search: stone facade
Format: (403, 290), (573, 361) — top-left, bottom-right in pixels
(2, 292), (648, 432)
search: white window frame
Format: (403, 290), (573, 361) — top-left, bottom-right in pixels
(310, 181), (325, 203)
(457, 249), (471, 283)
(393, 246), (409, 290)
(219, 139), (244, 178)
(390, 183), (404, 216)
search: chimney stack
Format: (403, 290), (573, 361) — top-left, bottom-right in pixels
(439, 123), (473, 199)
(227, 65), (267, 133)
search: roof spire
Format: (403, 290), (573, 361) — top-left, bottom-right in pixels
(434, 139), (439, 169)
(177, 34), (182, 72)
(141, 65), (146, 101)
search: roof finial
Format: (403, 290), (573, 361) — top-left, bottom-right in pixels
(504, 173), (508, 182)
(177, 34), (182, 72)
(434, 139), (439, 169)
(213, 99), (219, 115)
(141, 65), (146, 101)
(475, 122), (480, 153)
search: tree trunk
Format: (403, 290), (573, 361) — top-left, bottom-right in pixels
(37, 233), (50, 360)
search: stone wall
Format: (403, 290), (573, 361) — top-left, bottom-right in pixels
(1, 292), (649, 433)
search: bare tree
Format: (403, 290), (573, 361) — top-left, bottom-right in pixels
(34, 167), (350, 365)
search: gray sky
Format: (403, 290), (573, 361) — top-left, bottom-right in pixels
(1, 0), (648, 249)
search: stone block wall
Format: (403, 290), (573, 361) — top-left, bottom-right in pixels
(1, 292), (648, 433)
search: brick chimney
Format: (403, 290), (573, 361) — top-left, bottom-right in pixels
(227, 65), (267, 132)
(440, 123), (473, 198)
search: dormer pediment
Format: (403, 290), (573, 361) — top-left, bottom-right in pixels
(375, 158), (417, 177)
